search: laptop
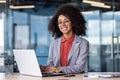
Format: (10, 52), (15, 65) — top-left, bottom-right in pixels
(13, 49), (65, 77)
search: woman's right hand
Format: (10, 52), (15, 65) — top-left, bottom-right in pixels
(39, 64), (47, 72)
(45, 66), (62, 73)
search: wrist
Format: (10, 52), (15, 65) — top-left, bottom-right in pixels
(56, 67), (62, 73)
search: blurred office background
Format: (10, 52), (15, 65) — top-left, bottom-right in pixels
(0, 0), (120, 73)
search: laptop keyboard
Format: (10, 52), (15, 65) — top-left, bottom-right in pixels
(42, 72), (65, 77)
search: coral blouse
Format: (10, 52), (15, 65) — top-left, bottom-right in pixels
(60, 34), (75, 66)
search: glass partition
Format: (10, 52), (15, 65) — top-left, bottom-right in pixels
(83, 10), (120, 72)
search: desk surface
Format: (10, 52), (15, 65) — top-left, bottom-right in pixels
(5, 72), (120, 80)
(0, 73), (5, 80)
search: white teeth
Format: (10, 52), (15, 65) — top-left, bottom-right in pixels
(61, 26), (67, 31)
(62, 28), (67, 31)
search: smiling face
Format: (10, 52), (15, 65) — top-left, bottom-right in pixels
(58, 14), (73, 38)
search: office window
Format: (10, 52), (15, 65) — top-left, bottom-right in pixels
(13, 24), (29, 49)
(30, 15), (51, 65)
(0, 12), (4, 52)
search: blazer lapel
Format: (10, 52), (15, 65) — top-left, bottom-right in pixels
(68, 35), (81, 63)
(56, 38), (62, 66)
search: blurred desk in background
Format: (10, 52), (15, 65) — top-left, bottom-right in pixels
(0, 55), (4, 66)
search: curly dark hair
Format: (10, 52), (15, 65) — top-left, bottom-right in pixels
(48, 4), (87, 39)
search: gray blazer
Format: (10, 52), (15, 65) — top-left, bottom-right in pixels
(47, 35), (89, 74)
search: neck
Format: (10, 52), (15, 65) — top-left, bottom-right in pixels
(63, 32), (74, 39)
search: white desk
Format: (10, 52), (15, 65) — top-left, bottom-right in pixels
(0, 73), (5, 80)
(5, 72), (120, 80)
(5, 73), (83, 80)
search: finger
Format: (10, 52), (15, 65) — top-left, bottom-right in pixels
(45, 67), (56, 73)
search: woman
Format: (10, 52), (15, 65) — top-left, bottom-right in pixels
(41, 4), (89, 74)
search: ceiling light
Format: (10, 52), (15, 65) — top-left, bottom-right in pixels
(83, 0), (111, 9)
(81, 11), (93, 14)
(9, 5), (35, 9)
(83, 0), (105, 5)
(0, 0), (6, 3)
(91, 4), (111, 8)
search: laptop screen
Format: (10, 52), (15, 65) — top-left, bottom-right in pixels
(13, 49), (42, 77)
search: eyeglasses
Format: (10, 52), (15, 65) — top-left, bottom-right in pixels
(57, 19), (71, 25)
